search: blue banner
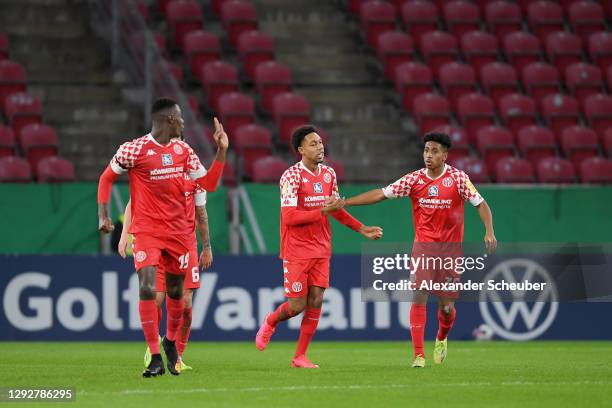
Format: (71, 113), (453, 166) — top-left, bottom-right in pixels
(1, 255), (611, 341)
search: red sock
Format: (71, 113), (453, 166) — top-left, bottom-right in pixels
(165, 297), (183, 342)
(410, 304), (426, 357)
(266, 302), (295, 327)
(139, 299), (160, 354)
(437, 307), (456, 341)
(176, 307), (192, 356)
(157, 305), (162, 328)
(295, 307), (321, 357)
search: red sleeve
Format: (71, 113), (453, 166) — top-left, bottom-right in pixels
(97, 165), (119, 204)
(330, 208), (363, 231)
(281, 207), (324, 226)
(195, 160), (224, 192)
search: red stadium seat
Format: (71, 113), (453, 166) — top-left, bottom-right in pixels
(211, 0), (231, 15)
(495, 157), (535, 183)
(498, 93), (538, 136)
(537, 157), (576, 183)
(166, 0), (203, 49)
(443, 1), (481, 39)
(420, 31), (458, 77)
(199, 61), (239, 113)
(522, 62), (561, 105)
(485, 1), (522, 41)
(252, 156), (289, 182)
(4, 92), (42, 137)
(0, 33), (8, 60)
(157, 0), (172, 15)
(254, 61), (292, 115)
(564, 62), (603, 107)
(540, 94), (580, 138)
(0, 125), (16, 158)
(377, 31), (414, 82)
(237, 30), (275, 82)
(36, 156), (75, 183)
(349, 0), (369, 16)
(460, 31), (498, 74)
(579, 157), (612, 183)
(583, 93), (612, 138)
(451, 156), (490, 183)
(394, 62), (433, 113)
(183, 31), (221, 79)
(527, 1), (564, 43)
(438, 62), (477, 111)
(360, 1), (397, 49)
(401, 1), (438, 44)
(457, 93), (496, 141)
(18, 123), (58, 174)
(0, 60), (26, 112)
(476, 125), (516, 175)
(545, 32), (583, 74)
(324, 157), (345, 182)
(503, 32), (542, 73)
(517, 125), (557, 167)
(412, 93), (451, 133)
(233, 124), (273, 178)
(588, 32), (612, 73)
(568, 1), (605, 41)
(436, 125), (470, 162)
(272, 92), (311, 145)
(603, 128), (612, 157)
(217, 92), (255, 136)
(220, 0), (258, 48)
(560, 126), (600, 169)
(0, 156), (31, 182)
(480, 62), (519, 106)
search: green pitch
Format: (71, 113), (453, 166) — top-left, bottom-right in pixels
(2, 341), (611, 407)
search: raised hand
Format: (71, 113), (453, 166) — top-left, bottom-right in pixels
(359, 225), (383, 240)
(213, 117), (229, 150)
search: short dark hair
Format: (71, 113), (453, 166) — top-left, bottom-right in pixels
(152, 98), (178, 115)
(423, 131), (451, 150)
(291, 125), (318, 153)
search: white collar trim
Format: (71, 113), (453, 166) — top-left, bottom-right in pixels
(424, 164), (448, 180)
(299, 160), (320, 176)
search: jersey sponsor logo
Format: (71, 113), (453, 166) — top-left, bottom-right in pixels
(147, 149), (156, 156)
(161, 154), (173, 166)
(173, 144), (183, 155)
(291, 282), (303, 293)
(428, 185), (438, 197)
(314, 182), (323, 193)
(323, 173), (332, 183)
(442, 177), (453, 187)
(135, 251), (147, 263)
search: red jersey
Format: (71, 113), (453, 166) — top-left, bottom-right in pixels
(110, 133), (207, 236)
(183, 176), (207, 246)
(382, 164), (484, 243)
(280, 161), (339, 260)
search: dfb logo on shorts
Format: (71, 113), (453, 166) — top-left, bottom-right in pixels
(314, 182), (323, 193)
(428, 185), (438, 197)
(162, 154), (173, 166)
(135, 251), (147, 262)
(292, 282), (303, 293)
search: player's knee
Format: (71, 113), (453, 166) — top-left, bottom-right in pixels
(166, 286), (182, 300)
(289, 299), (306, 316)
(139, 283), (156, 300)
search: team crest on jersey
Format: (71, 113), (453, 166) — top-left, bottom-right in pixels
(292, 282), (303, 293)
(442, 177), (453, 187)
(314, 182), (323, 193)
(162, 154), (173, 166)
(173, 144), (183, 155)
(323, 172), (332, 183)
(428, 185), (439, 197)
(135, 251), (147, 263)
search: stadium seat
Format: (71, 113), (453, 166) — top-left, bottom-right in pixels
(0, 125), (16, 158)
(324, 157), (345, 182)
(436, 125), (470, 162)
(568, 1), (605, 41)
(517, 125), (557, 167)
(254, 61), (292, 115)
(0, 60), (26, 112)
(480, 62), (519, 106)
(527, 1), (564, 43)
(457, 93), (496, 141)
(217, 92), (255, 136)
(36, 156), (75, 183)
(183, 30), (221, 79)
(349, 0), (369, 16)
(485, 1), (522, 41)
(199, 61), (239, 113)
(211, 0), (231, 15)
(579, 157), (612, 183)
(166, 0), (203, 49)
(272, 92), (311, 145)
(377, 31), (414, 82)
(540, 94), (580, 138)
(359, 0), (397, 49)
(443, 1), (481, 39)
(420, 31), (458, 77)
(603, 128), (612, 157)
(438, 62), (477, 111)
(400, 0), (438, 44)
(476, 125), (516, 175)
(564, 62), (603, 107)
(498, 93), (538, 136)
(412, 93), (451, 133)
(0, 156), (31, 182)
(251, 156), (289, 182)
(460, 31), (498, 74)
(537, 157), (576, 183)
(18, 123), (58, 174)
(157, 0), (172, 15)
(394, 62), (433, 113)
(587, 32), (612, 73)
(560, 126), (600, 169)
(220, 0), (258, 48)
(237, 30), (275, 82)
(451, 156), (490, 183)
(233, 124), (273, 179)
(495, 157), (535, 183)
(0, 33), (8, 60)
(545, 32), (583, 74)
(583, 93), (612, 138)
(522, 62), (561, 105)
(4, 92), (42, 137)
(503, 32), (542, 74)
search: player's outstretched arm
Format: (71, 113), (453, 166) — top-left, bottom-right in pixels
(194, 117), (228, 192)
(97, 165), (120, 233)
(196, 205), (213, 270)
(344, 188), (387, 207)
(118, 199), (132, 258)
(476, 200), (497, 253)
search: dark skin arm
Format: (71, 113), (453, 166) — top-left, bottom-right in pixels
(196, 205), (213, 269)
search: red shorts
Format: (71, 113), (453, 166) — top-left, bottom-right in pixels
(412, 243), (462, 299)
(282, 258), (330, 298)
(132, 234), (191, 276)
(156, 240), (201, 292)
